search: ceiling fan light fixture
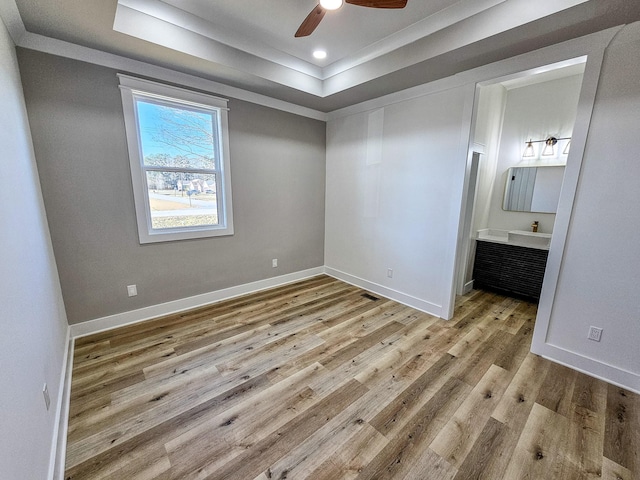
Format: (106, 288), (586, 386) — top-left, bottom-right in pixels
(319, 0), (343, 10)
(296, 0), (406, 38)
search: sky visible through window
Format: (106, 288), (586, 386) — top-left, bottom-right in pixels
(135, 99), (219, 229)
(136, 100), (215, 159)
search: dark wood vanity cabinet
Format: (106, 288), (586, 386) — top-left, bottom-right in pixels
(472, 240), (549, 300)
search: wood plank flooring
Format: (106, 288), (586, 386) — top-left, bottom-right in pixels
(64, 276), (639, 479)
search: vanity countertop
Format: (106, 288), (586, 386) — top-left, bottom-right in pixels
(476, 228), (551, 250)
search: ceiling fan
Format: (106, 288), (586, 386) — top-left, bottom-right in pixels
(295, 0), (408, 38)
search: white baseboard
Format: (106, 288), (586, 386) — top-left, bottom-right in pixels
(70, 267), (325, 338)
(51, 331), (74, 480)
(48, 326), (71, 480)
(69, 265), (444, 339)
(51, 265), (639, 480)
(51, 267), (322, 478)
(324, 267), (443, 318)
(462, 280), (474, 295)
(531, 342), (640, 395)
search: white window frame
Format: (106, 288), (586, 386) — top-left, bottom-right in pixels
(118, 74), (234, 243)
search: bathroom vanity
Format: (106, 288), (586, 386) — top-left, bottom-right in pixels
(472, 229), (550, 300)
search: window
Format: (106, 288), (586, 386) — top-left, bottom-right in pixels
(118, 75), (233, 243)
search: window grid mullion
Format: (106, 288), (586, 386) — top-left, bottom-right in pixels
(142, 166), (218, 175)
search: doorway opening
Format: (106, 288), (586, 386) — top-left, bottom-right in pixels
(455, 59), (586, 306)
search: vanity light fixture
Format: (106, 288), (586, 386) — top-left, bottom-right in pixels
(523, 136), (571, 157)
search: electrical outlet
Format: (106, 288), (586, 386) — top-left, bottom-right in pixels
(127, 284), (137, 297)
(43, 383), (50, 411)
(387, 268), (393, 278)
(272, 259), (278, 268)
(588, 326), (603, 342)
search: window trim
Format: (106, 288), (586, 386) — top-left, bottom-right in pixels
(118, 74), (234, 244)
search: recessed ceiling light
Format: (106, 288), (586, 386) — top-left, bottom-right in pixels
(313, 50), (327, 60)
(319, 0), (343, 10)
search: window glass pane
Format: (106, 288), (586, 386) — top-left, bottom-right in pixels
(136, 99), (217, 170)
(146, 171), (218, 229)
(119, 75), (233, 243)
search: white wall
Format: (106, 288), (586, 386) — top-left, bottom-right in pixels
(463, 84), (507, 288)
(0, 14), (68, 479)
(471, 84), (507, 235)
(325, 86), (472, 318)
(484, 74), (583, 234)
(325, 25), (639, 393)
(534, 23), (640, 392)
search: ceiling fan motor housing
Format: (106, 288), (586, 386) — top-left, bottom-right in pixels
(295, 0), (408, 37)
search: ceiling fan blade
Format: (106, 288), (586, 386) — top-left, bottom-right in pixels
(295, 5), (326, 37)
(346, 0), (407, 8)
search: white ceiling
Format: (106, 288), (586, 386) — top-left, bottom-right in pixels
(152, 0), (506, 71)
(112, 0), (587, 94)
(500, 62), (585, 91)
(10, 0), (640, 111)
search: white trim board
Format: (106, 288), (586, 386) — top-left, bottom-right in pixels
(70, 267), (325, 338)
(51, 332), (74, 480)
(327, 26), (622, 121)
(324, 267), (444, 319)
(532, 342), (640, 395)
(57, 267), (320, 478)
(16, 32), (327, 122)
(444, 81), (477, 320)
(69, 265), (446, 339)
(0, 0), (26, 44)
(12, 21), (622, 123)
(529, 23), (640, 397)
(107, 0), (592, 98)
(49, 261), (639, 480)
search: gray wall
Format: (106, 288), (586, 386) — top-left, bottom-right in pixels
(18, 49), (326, 324)
(0, 19), (68, 479)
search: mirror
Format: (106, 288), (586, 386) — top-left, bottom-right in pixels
(503, 166), (565, 213)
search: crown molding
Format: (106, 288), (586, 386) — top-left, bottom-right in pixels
(113, 0), (591, 98)
(17, 31), (328, 121)
(326, 26), (621, 120)
(0, 0), (26, 44)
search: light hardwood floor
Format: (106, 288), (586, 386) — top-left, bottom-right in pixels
(64, 275), (639, 479)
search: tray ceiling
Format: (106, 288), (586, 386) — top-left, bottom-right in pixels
(12, 0), (640, 111)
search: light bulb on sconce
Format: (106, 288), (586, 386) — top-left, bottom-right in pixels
(523, 140), (535, 158)
(541, 137), (558, 156)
